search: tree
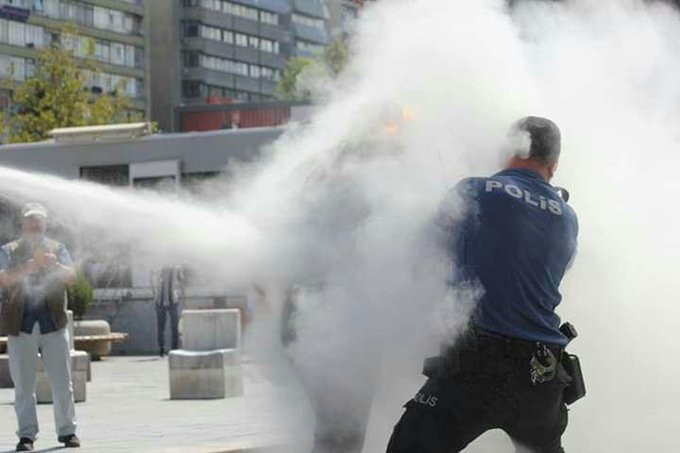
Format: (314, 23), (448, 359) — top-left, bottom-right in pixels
(67, 272), (94, 321)
(2, 31), (136, 144)
(324, 38), (348, 77)
(275, 56), (317, 101)
(275, 39), (349, 102)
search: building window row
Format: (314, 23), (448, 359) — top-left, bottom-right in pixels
(296, 39), (324, 55)
(292, 12), (325, 31)
(62, 34), (143, 68)
(184, 52), (279, 81)
(0, 18), (45, 48)
(183, 0), (279, 25)
(0, 54), (34, 81)
(184, 22), (280, 54)
(182, 80), (272, 102)
(82, 69), (143, 99)
(0, 52), (142, 99)
(31, 0), (143, 35)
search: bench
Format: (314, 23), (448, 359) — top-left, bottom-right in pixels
(73, 333), (129, 360)
(0, 333), (129, 359)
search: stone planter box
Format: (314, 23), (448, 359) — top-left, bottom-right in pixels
(74, 320), (112, 360)
(169, 349), (242, 399)
(36, 350), (89, 404)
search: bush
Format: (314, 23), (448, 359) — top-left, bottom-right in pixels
(67, 273), (94, 320)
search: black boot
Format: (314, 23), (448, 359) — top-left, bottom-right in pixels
(15, 438), (34, 451)
(58, 434), (80, 448)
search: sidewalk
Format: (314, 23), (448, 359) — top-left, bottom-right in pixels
(0, 355), (313, 453)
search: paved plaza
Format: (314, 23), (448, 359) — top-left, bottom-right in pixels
(0, 355), (313, 453)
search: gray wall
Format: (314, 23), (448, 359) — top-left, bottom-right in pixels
(148, 0), (182, 132)
(0, 127), (285, 179)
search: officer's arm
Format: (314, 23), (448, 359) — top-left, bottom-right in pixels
(565, 210), (579, 271)
(430, 179), (476, 261)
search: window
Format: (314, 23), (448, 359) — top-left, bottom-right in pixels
(223, 1), (257, 21)
(235, 33), (247, 47)
(260, 38), (278, 53)
(125, 77), (138, 98)
(182, 80), (200, 97)
(0, 55), (28, 81)
(184, 22), (199, 37)
(93, 7), (109, 29)
(297, 40), (324, 54)
(293, 13), (325, 31)
(125, 44), (135, 67)
(134, 47), (143, 68)
(80, 165), (129, 187)
(111, 42), (125, 65)
(261, 66), (274, 81)
(237, 62), (248, 76)
(43, 0), (59, 17)
(222, 29), (233, 44)
(0, 20), (8, 45)
(194, 52), (260, 79)
(260, 11), (278, 26)
(94, 39), (109, 62)
(199, 24), (221, 41)
(248, 35), (258, 49)
(184, 52), (199, 67)
(91, 5), (140, 34)
(8, 21), (24, 46)
(201, 0), (220, 11)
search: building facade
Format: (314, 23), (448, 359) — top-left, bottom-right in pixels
(0, 0), (148, 115)
(149, 0), (332, 132)
(327, 0), (371, 39)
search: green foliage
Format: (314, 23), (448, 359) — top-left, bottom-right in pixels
(2, 29), (135, 144)
(275, 38), (349, 101)
(324, 38), (348, 76)
(276, 57), (316, 101)
(67, 272), (94, 321)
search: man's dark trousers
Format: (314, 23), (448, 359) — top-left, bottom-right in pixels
(386, 332), (570, 453)
(156, 304), (179, 352)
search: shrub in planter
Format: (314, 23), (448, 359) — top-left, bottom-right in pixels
(67, 273), (94, 321)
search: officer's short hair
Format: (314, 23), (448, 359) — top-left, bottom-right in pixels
(510, 116), (561, 163)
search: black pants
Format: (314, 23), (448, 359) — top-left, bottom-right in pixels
(156, 304), (180, 352)
(386, 333), (570, 453)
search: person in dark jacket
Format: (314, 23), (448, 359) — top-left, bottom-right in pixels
(0, 203), (80, 451)
(152, 265), (185, 356)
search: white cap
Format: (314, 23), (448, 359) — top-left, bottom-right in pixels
(21, 203), (48, 219)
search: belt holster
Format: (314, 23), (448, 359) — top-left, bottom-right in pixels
(422, 333), (480, 379)
(562, 352), (586, 404)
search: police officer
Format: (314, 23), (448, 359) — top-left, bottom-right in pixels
(386, 116), (579, 453)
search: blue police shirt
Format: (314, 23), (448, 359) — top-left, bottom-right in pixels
(0, 238), (73, 335)
(443, 168), (578, 346)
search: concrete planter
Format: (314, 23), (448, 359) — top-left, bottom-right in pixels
(73, 319), (112, 360)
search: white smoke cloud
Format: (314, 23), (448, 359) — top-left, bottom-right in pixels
(0, 0), (678, 451)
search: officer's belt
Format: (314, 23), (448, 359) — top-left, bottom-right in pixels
(427, 330), (564, 378)
(473, 331), (564, 359)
